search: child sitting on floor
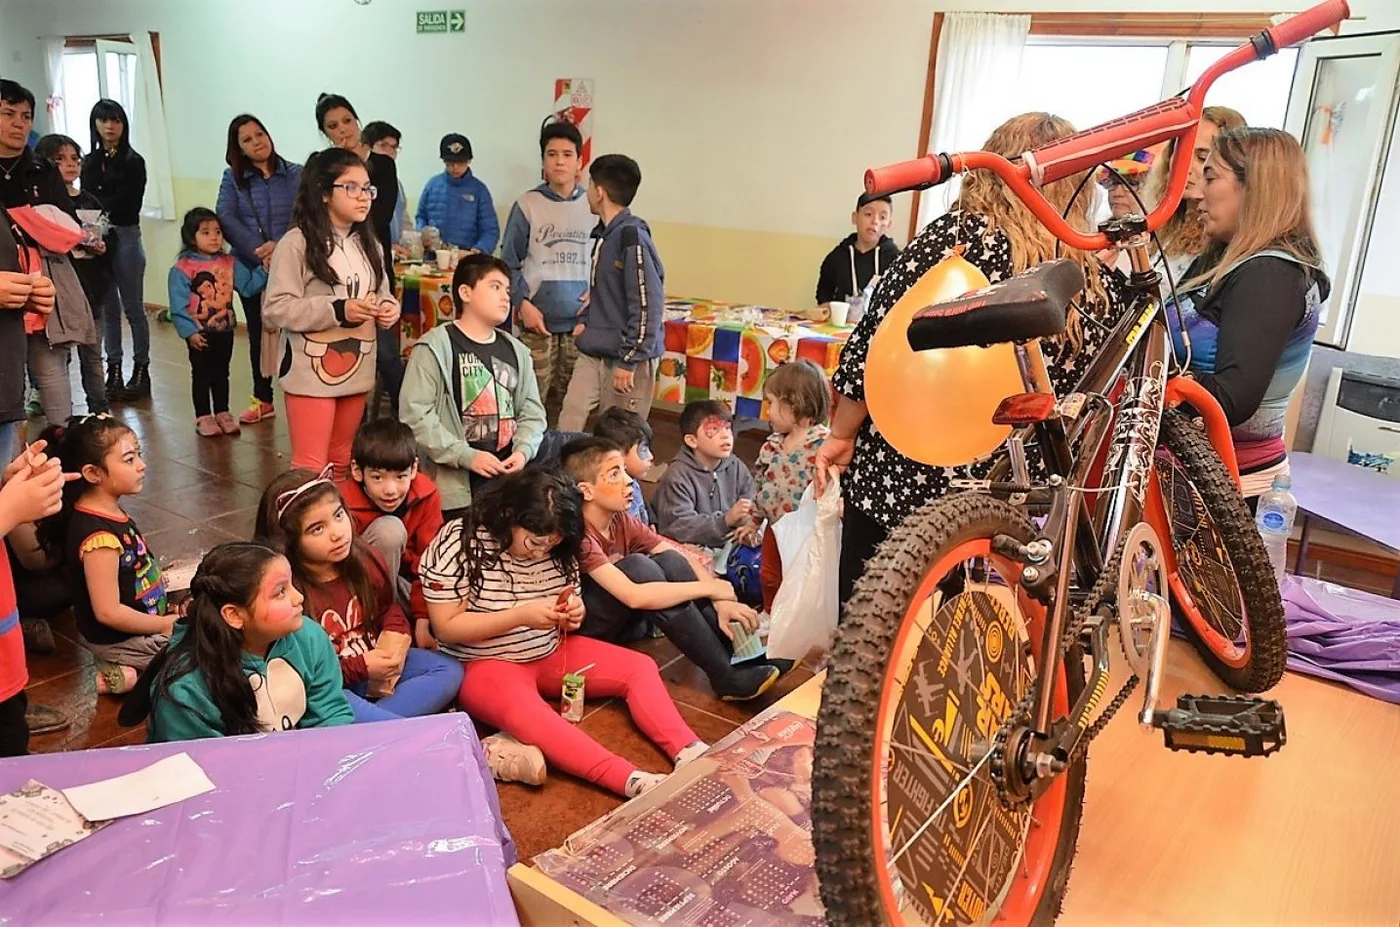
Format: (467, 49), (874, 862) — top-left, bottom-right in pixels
(38, 415), (173, 695)
(420, 467), (707, 797)
(591, 407), (654, 525)
(561, 437), (779, 702)
(256, 468), (463, 724)
(340, 418), (444, 649)
(143, 542), (355, 741)
(400, 253), (546, 520)
(754, 360), (832, 612)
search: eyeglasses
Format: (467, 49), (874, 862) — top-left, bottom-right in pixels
(332, 182), (378, 200)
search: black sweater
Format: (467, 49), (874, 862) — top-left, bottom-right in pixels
(0, 148), (74, 215)
(367, 151), (397, 278)
(815, 233), (900, 304)
(81, 147), (147, 227)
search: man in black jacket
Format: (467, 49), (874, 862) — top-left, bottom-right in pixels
(814, 192), (900, 307)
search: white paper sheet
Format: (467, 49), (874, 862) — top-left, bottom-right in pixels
(60, 753), (215, 821)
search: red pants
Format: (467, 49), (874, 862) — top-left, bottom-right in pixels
(284, 393), (367, 477)
(458, 636), (697, 796)
(761, 525), (783, 613)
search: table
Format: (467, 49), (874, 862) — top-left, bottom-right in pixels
(0, 714), (518, 925)
(657, 298), (850, 417)
(1287, 451), (1400, 597)
(395, 265), (455, 358)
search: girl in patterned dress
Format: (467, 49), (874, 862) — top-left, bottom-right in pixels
(816, 112), (1131, 607)
(755, 360), (831, 612)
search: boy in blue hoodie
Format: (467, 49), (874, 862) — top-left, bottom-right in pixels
(557, 153), (664, 432)
(416, 134), (498, 253)
(501, 121), (594, 424)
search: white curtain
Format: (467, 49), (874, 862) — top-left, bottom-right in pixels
(42, 37), (66, 136)
(916, 12), (1031, 232)
(129, 32), (175, 221)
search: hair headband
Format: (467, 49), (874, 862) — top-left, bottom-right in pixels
(274, 464), (335, 520)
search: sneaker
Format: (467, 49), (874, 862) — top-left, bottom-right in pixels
(95, 661), (138, 695)
(25, 390), (41, 418)
(195, 415), (221, 438)
(239, 398), (276, 425)
(674, 741), (709, 768)
(482, 732), (547, 785)
(624, 770), (667, 799)
(214, 411), (241, 435)
(24, 704), (70, 735)
(20, 618), (55, 655)
(717, 664), (781, 702)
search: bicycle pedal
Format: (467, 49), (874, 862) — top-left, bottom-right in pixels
(1151, 694), (1286, 758)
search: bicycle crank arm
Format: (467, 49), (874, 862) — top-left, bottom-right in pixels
(1137, 582), (1172, 729)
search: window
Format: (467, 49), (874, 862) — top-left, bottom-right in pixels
(54, 39), (140, 147)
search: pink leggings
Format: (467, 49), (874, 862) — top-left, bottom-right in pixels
(458, 636), (698, 796)
(284, 393), (367, 477)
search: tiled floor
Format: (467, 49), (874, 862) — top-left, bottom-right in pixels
(20, 313), (804, 863)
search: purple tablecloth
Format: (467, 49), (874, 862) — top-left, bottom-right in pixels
(1284, 575), (1400, 704)
(0, 714), (518, 925)
(1287, 451), (1400, 552)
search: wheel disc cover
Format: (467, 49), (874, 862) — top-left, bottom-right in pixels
(1117, 521), (1169, 676)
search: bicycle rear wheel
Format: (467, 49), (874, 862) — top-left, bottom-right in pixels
(1153, 409), (1287, 692)
(814, 495), (1085, 926)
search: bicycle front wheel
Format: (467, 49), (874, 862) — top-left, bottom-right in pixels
(814, 495), (1085, 926)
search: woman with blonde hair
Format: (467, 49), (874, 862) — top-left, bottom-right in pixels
(1172, 126), (1327, 500)
(817, 111), (1129, 606)
(1148, 106), (1247, 284)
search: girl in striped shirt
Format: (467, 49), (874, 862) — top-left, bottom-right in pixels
(421, 468), (706, 798)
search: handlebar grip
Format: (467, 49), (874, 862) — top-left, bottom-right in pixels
(865, 155), (950, 196)
(1266, 0), (1349, 50)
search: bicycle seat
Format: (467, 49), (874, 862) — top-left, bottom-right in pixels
(907, 259), (1084, 351)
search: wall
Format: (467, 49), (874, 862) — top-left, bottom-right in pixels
(0, 0), (1391, 310)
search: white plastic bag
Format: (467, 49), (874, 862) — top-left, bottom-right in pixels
(767, 477), (842, 661)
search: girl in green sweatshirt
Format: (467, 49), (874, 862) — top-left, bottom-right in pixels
(146, 542), (354, 742)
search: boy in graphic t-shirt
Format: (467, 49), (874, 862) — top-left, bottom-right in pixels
(400, 254), (546, 519)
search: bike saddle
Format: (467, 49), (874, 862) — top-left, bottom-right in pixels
(907, 258), (1085, 351)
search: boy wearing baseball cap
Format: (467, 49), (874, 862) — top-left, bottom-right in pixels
(416, 133), (499, 253)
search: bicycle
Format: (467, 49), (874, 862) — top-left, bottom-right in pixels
(809, 2), (1349, 924)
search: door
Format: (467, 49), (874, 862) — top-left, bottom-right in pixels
(1284, 33), (1400, 347)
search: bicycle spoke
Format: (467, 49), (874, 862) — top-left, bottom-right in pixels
(935, 801), (999, 925)
(887, 735), (974, 778)
(891, 749), (995, 865)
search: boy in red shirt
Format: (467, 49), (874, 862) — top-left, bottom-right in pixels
(339, 419), (444, 650)
(560, 437), (781, 702)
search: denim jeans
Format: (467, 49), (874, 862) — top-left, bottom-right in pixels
(26, 334), (71, 425)
(345, 647), (464, 723)
(0, 421), (20, 466)
(64, 336), (108, 414)
(376, 325), (403, 417)
(105, 224), (150, 368)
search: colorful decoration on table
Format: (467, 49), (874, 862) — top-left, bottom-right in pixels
(553, 78), (594, 167)
(865, 251), (1023, 467)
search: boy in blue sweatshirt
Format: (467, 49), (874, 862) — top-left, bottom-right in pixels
(558, 153), (665, 432)
(416, 134), (498, 253)
(501, 121), (594, 424)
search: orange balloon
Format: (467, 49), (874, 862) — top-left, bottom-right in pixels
(866, 252), (1025, 467)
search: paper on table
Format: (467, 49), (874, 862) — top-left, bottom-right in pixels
(0, 781), (112, 879)
(61, 753), (215, 822)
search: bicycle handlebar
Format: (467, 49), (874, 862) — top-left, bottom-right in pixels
(866, 0), (1349, 252)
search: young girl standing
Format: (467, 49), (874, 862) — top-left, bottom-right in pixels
(420, 468), (707, 798)
(81, 99), (150, 402)
(255, 468), (462, 723)
(143, 542), (355, 741)
(755, 360), (832, 612)
(263, 148), (400, 475)
(37, 415), (171, 695)
(169, 207), (267, 438)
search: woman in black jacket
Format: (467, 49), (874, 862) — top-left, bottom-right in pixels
(81, 99), (149, 401)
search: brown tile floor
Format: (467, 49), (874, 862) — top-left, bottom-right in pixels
(20, 313), (790, 863)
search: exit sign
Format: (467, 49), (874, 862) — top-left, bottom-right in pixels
(417, 10), (465, 34)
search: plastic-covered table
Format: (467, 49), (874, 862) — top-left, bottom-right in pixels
(0, 713), (518, 925)
(1287, 451), (1400, 597)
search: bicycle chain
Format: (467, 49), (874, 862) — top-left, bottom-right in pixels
(990, 543), (1141, 806)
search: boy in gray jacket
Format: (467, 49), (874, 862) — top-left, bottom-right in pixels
(399, 254), (546, 517)
(557, 153), (664, 431)
(654, 401), (760, 550)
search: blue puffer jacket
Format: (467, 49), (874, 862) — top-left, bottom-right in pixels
(415, 171), (499, 253)
(216, 158), (302, 269)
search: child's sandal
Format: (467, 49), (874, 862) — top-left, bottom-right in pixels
(95, 661), (138, 696)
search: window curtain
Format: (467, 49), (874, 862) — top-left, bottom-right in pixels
(129, 32), (175, 221)
(42, 38), (66, 136)
(916, 12), (1032, 232)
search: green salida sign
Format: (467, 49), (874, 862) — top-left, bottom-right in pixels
(417, 10), (465, 34)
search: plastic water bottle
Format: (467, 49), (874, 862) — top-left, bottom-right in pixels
(1255, 474), (1297, 587)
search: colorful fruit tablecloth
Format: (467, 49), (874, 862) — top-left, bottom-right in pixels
(656, 298), (850, 417)
(395, 266), (455, 357)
